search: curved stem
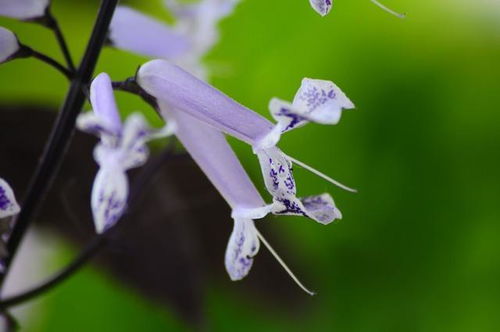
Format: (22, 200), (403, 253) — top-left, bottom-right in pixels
(112, 78), (158, 109)
(0, 0), (119, 290)
(0, 234), (106, 308)
(29, 48), (73, 80)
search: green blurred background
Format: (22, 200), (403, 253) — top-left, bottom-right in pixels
(1, 0), (500, 330)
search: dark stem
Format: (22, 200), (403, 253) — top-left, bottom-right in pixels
(0, 0), (119, 289)
(45, 9), (76, 72)
(112, 78), (158, 108)
(27, 47), (73, 80)
(0, 234), (106, 308)
(0, 141), (178, 308)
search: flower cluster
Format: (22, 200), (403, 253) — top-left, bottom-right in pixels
(0, 0), (365, 296)
(76, 73), (173, 233)
(101, 2), (356, 288)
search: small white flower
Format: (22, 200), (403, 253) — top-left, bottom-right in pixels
(77, 73), (173, 233)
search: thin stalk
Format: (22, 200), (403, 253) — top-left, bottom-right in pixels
(0, 234), (106, 308)
(28, 48), (73, 80)
(0, 0), (119, 289)
(370, 0), (406, 18)
(45, 10), (76, 72)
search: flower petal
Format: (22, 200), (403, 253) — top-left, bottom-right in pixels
(300, 193), (342, 224)
(0, 0), (49, 20)
(269, 98), (308, 133)
(309, 0), (333, 17)
(76, 112), (118, 144)
(90, 73), (122, 135)
(224, 218), (260, 281)
(0, 27), (19, 64)
(137, 59), (275, 146)
(255, 146), (296, 200)
(273, 193), (341, 225)
(292, 78), (354, 125)
(90, 166), (128, 233)
(119, 113), (151, 170)
(0, 178), (20, 218)
(109, 6), (191, 60)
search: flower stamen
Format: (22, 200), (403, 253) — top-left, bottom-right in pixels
(255, 228), (316, 296)
(285, 154), (357, 193)
(370, 0), (406, 18)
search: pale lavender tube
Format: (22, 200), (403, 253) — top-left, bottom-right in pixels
(159, 103), (265, 209)
(138, 59), (275, 146)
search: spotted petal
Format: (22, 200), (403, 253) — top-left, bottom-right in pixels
(0, 27), (19, 64)
(91, 166), (128, 233)
(109, 6), (191, 60)
(255, 146), (296, 200)
(269, 98), (308, 133)
(273, 193), (341, 225)
(224, 218), (260, 281)
(292, 78), (354, 125)
(309, 0), (333, 17)
(0, 0), (49, 20)
(0, 178), (20, 218)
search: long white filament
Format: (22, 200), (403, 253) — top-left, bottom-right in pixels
(285, 154), (357, 193)
(255, 228), (316, 296)
(370, 0), (406, 18)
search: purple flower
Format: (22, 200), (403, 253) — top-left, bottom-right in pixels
(0, 178), (20, 218)
(108, 6), (191, 60)
(158, 103), (313, 293)
(164, 0), (241, 56)
(0, 0), (50, 20)
(0, 27), (20, 64)
(309, 0), (333, 16)
(77, 73), (173, 233)
(138, 59), (354, 225)
(109, 1), (241, 78)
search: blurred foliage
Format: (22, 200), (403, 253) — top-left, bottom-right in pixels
(1, 0), (500, 331)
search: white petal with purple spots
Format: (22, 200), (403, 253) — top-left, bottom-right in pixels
(91, 166), (128, 234)
(0, 178), (20, 218)
(224, 218), (260, 281)
(292, 78), (354, 125)
(272, 193), (341, 225)
(255, 147), (296, 200)
(309, 0), (333, 16)
(269, 98), (309, 133)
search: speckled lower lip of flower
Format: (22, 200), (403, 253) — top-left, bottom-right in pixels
(77, 73), (173, 233)
(0, 178), (20, 219)
(137, 59), (355, 225)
